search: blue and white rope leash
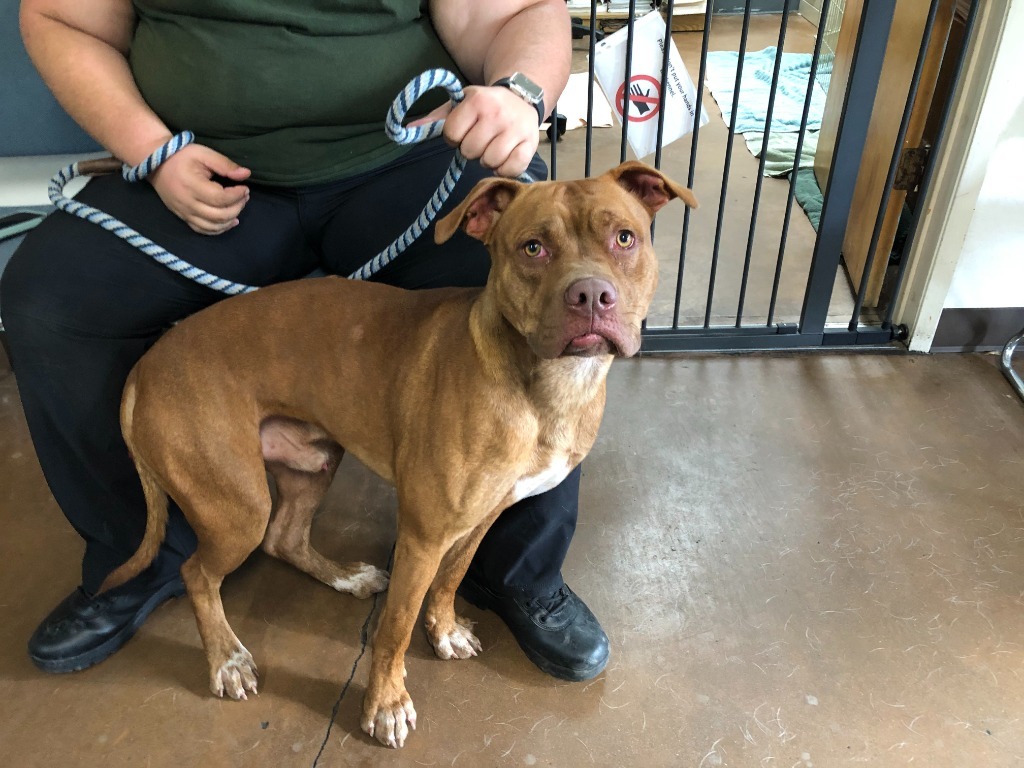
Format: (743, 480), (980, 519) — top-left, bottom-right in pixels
(47, 133), (260, 294)
(48, 69), (533, 295)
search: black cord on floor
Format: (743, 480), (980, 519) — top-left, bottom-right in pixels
(311, 544), (395, 766)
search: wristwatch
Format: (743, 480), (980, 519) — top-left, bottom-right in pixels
(491, 72), (546, 125)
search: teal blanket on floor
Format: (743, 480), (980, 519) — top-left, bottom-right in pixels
(704, 46), (828, 229)
(704, 47), (830, 134)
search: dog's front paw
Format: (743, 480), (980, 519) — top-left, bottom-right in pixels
(211, 648), (259, 700)
(333, 563), (390, 599)
(427, 615), (482, 660)
(361, 686), (417, 748)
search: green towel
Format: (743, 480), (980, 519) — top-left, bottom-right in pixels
(744, 130), (819, 177)
(793, 168), (823, 231)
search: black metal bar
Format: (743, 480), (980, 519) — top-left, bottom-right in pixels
(767, 0), (832, 326)
(648, 324), (799, 338)
(884, 0), (981, 330)
(585, 0), (599, 179)
(648, 0), (677, 249)
(641, 326), (898, 353)
(549, 96), (558, 181)
(736, 3), (793, 326)
(653, 0), (675, 171)
(619, 0), (639, 164)
(646, 0), (677, 334)
(671, 0), (715, 329)
(847, 0), (943, 331)
(705, 1), (753, 328)
(798, 0), (897, 336)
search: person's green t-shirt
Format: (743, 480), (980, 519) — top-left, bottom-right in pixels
(130, 0), (462, 186)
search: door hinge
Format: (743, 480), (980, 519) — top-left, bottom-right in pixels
(894, 145), (929, 191)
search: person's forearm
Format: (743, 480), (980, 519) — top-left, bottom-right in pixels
(433, 0), (572, 107)
(479, 1), (571, 106)
(20, 4), (172, 166)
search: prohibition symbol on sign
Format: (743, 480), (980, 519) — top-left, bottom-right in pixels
(615, 75), (661, 123)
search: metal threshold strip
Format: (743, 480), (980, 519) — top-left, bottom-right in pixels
(641, 323), (904, 353)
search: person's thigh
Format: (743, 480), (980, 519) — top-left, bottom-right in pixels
(317, 141), (547, 290)
(0, 176), (319, 588)
(3, 174), (316, 338)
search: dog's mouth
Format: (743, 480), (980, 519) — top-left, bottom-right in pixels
(559, 314), (641, 357)
(526, 293), (644, 359)
(563, 332), (615, 357)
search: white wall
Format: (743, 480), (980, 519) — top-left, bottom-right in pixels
(898, 0), (1022, 351)
(943, 37), (1024, 310)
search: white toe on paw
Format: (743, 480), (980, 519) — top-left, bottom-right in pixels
(363, 699), (417, 749)
(212, 649), (258, 700)
(432, 619), (482, 660)
(333, 564), (390, 599)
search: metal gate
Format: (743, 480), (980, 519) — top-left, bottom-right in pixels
(544, 0), (978, 352)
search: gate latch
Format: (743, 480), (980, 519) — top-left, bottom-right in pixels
(894, 145), (929, 191)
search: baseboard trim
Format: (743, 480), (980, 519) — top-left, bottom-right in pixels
(931, 306), (1024, 352)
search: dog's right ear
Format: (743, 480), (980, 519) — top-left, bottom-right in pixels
(435, 178), (525, 244)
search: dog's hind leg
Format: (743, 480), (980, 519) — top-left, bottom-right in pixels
(176, 476), (273, 700)
(263, 451), (389, 599)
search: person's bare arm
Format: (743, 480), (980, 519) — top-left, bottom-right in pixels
(429, 0), (571, 177)
(21, 0), (166, 166)
(20, 0), (250, 234)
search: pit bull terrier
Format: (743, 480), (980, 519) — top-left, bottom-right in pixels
(100, 161), (697, 748)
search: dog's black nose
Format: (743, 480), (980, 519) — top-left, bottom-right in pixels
(565, 278), (617, 316)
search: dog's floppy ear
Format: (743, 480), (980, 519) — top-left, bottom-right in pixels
(435, 178), (525, 244)
(607, 161), (699, 215)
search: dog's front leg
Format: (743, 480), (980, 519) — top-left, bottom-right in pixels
(361, 528), (445, 748)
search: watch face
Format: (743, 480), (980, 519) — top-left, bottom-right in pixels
(510, 73), (543, 104)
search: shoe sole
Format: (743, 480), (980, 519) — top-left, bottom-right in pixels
(29, 578), (186, 674)
(458, 578), (609, 683)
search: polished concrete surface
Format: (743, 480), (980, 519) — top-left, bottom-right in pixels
(2, 14), (1020, 767)
(3, 343), (1024, 766)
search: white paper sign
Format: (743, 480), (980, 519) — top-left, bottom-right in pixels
(593, 11), (709, 159)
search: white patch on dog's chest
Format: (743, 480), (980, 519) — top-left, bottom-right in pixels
(511, 456), (572, 503)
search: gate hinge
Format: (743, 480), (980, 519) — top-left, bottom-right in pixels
(894, 145), (929, 191)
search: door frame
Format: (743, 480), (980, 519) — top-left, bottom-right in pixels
(892, 0), (1014, 351)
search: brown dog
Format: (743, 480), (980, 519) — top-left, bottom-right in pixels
(100, 161), (697, 748)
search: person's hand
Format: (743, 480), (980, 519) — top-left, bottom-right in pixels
(148, 143), (252, 235)
(410, 85), (540, 178)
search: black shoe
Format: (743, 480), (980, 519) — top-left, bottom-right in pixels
(28, 576), (186, 674)
(458, 576), (609, 681)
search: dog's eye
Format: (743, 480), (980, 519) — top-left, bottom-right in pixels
(523, 240), (546, 259)
(615, 230), (636, 249)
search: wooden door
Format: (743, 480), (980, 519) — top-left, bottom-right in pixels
(814, 0), (955, 307)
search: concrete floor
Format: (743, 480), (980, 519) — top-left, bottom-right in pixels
(3, 12), (1022, 768)
(2, 342), (1024, 766)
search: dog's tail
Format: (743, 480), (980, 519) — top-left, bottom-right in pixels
(98, 377), (169, 594)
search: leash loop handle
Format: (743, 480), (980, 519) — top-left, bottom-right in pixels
(348, 70), (471, 281)
(121, 130), (195, 183)
(348, 68), (534, 281)
(385, 68), (465, 146)
(48, 130), (259, 295)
